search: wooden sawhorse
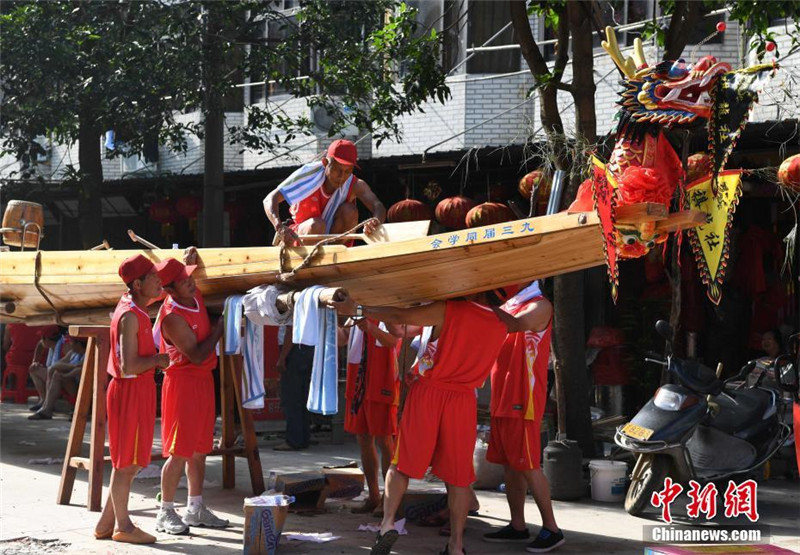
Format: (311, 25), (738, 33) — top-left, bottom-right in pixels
(57, 326), (265, 511)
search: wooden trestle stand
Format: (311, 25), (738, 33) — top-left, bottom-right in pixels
(57, 325), (265, 511)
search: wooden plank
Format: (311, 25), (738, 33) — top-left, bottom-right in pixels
(2, 212), (602, 320)
(57, 336), (96, 506)
(615, 203), (668, 224)
(219, 345), (236, 490)
(88, 329), (109, 512)
(654, 210), (707, 234)
(301, 220), (431, 244)
(69, 446), (245, 471)
(230, 354), (266, 495)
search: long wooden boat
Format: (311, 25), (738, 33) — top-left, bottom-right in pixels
(0, 211), (608, 326)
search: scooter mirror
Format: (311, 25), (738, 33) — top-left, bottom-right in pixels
(655, 320), (673, 341)
(775, 355), (799, 399)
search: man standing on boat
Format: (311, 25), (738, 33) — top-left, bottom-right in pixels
(95, 254), (170, 545)
(344, 318), (401, 515)
(263, 139), (386, 246)
(153, 252), (228, 535)
(482, 282), (564, 553)
(332, 291), (518, 555)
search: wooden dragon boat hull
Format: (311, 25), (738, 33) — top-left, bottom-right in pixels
(0, 211), (605, 325)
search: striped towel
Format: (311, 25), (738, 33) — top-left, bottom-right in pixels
(306, 306), (339, 415)
(223, 295), (244, 355)
(277, 161), (354, 233)
(224, 295), (265, 410)
(242, 319), (265, 409)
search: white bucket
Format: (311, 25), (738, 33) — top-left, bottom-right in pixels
(589, 460), (627, 502)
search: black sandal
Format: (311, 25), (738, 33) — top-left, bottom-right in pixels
(439, 545), (466, 555)
(371, 529), (399, 555)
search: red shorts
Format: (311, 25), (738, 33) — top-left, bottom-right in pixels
(486, 416), (542, 471)
(345, 399), (397, 437)
(161, 371), (215, 458)
(107, 376), (156, 469)
(392, 380), (477, 488)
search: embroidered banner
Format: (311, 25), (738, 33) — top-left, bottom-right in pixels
(590, 156), (620, 303)
(685, 170), (742, 304)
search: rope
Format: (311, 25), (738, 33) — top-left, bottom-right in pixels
(276, 220), (369, 282)
(33, 251), (65, 326)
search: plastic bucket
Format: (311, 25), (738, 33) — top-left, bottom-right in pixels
(589, 460), (627, 502)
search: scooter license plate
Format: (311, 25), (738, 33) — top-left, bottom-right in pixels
(622, 422), (654, 440)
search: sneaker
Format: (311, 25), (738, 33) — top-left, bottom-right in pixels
(183, 505), (229, 528)
(526, 528), (565, 553)
(483, 524), (531, 543)
(29, 403), (42, 412)
(155, 508), (189, 535)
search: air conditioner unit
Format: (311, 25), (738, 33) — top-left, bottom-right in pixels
(121, 154), (147, 173)
(310, 105), (359, 138)
(33, 136), (51, 163)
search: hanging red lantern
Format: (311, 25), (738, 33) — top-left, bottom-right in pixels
(518, 169), (550, 199)
(465, 202), (515, 228)
(435, 196), (476, 230)
(175, 195), (202, 220)
(387, 199), (432, 223)
(149, 199), (176, 243)
(148, 199), (174, 224)
(686, 152), (713, 183)
(778, 153), (800, 193)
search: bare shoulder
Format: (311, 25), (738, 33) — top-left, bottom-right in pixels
(119, 311), (140, 332)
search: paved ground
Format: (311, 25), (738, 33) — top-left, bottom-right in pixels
(1, 403), (798, 554)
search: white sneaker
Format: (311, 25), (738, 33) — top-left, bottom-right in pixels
(182, 505), (229, 528)
(155, 508), (189, 535)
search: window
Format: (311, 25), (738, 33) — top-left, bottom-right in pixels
(442, 0), (464, 73)
(466, 0), (519, 74)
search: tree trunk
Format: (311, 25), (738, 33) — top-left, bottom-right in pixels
(201, 3), (225, 248)
(77, 107), (104, 249)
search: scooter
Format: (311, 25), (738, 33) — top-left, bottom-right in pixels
(615, 320), (796, 516)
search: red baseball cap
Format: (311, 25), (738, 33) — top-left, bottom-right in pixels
(326, 139), (359, 168)
(155, 258), (197, 287)
(118, 254), (156, 284)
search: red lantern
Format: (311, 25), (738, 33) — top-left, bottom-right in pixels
(175, 195), (202, 220)
(148, 199), (176, 242)
(518, 170), (550, 199)
(435, 196), (476, 230)
(387, 199), (432, 223)
(148, 199), (175, 224)
(686, 152), (713, 183)
(465, 202), (515, 228)
(778, 153), (800, 193)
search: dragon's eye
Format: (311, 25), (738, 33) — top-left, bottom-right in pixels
(621, 234), (637, 245)
(646, 240), (656, 249)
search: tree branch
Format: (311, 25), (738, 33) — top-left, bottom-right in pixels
(553, 3), (570, 78)
(664, 1), (704, 60)
(509, 0), (550, 78)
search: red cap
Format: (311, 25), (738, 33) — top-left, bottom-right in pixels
(155, 258), (197, 287)
(119, 254), (156, 284)
(326, 139), (359, 168)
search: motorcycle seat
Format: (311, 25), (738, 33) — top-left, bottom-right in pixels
(711, 388), (772, 435)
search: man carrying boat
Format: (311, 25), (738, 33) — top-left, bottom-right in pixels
(263, 139), (386, 246)
(332, 290), (521, 555)
(95, 254), (170, 545)
(344, 318), (401, 515)
(153, 253), (228, 535)
(482, 282), (564, 553)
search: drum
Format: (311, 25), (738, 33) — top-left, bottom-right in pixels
(2, 200), (44, 248)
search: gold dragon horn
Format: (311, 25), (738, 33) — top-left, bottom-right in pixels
(601, 26), (636, 79)
(632, 37), (648, 70)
